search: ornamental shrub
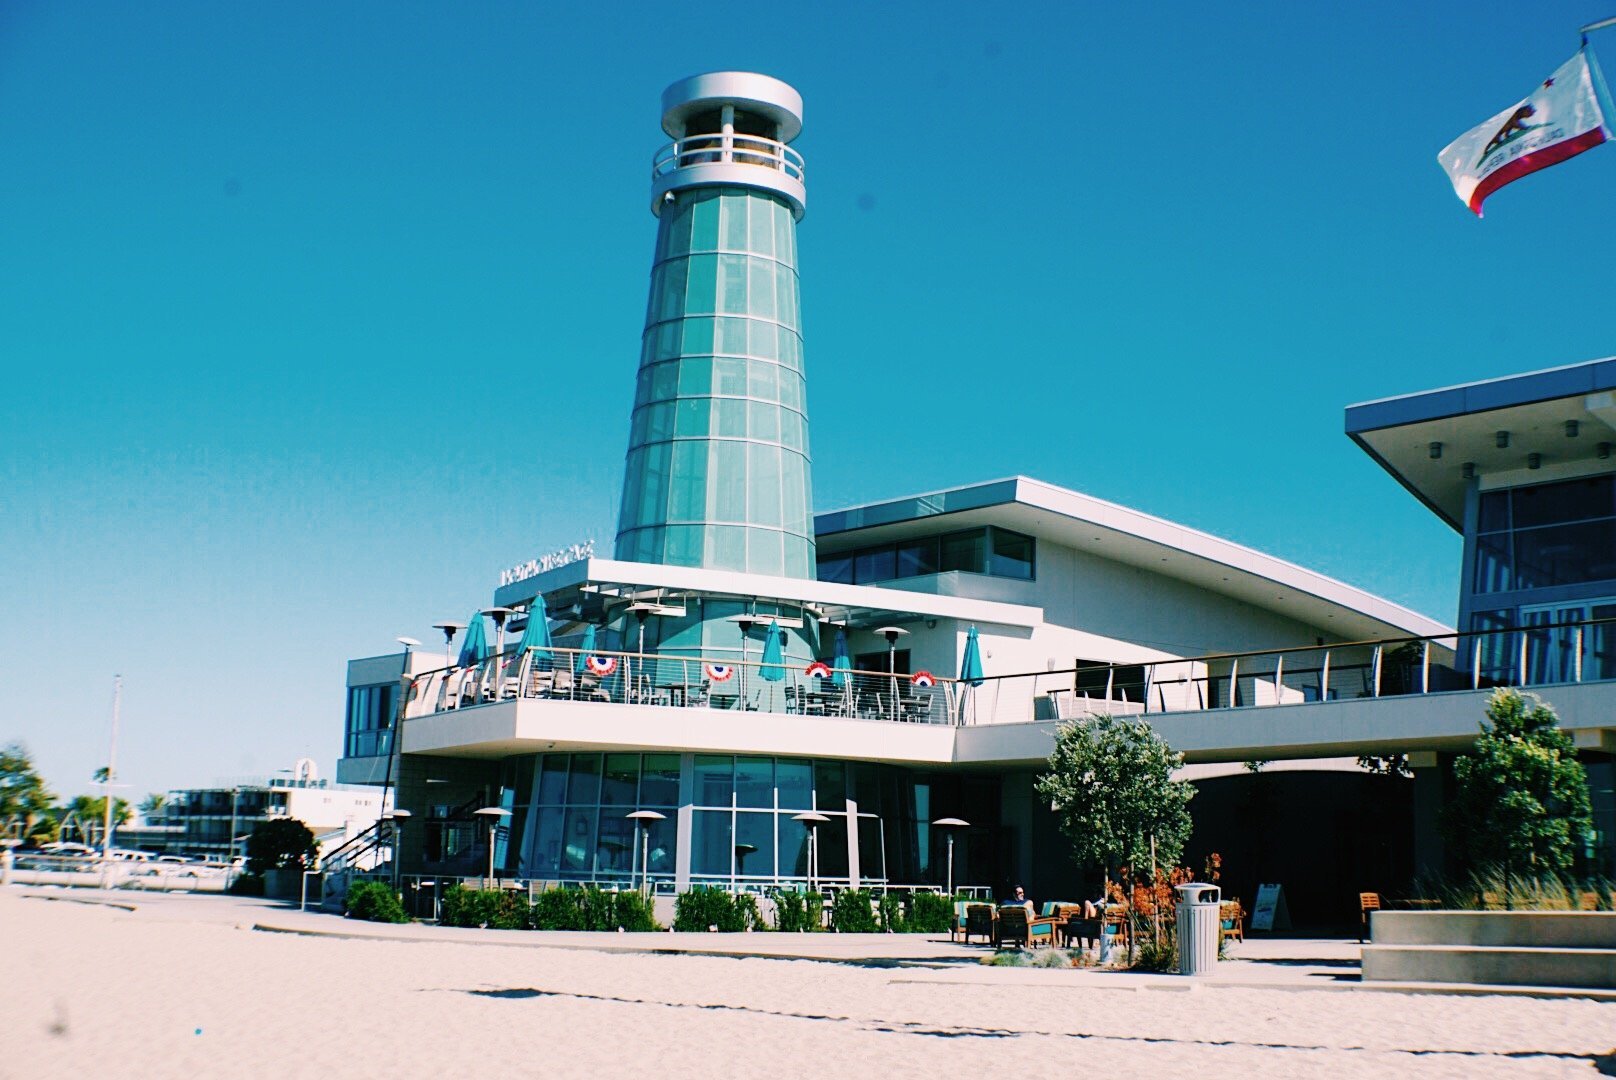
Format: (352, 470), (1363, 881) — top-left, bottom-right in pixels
(674, 886), (751, 932)
(773, 889), (815, 932)
(909, 892), (955, 934)
(610, 888), (660, 932)
(437, 885), (528, 929)
(531, 887), (585, 930)
(876, 892), (905, 933)
(346, 879), (409, 923)
(830, 889), (878, 933)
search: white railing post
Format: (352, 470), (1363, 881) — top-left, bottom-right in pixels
(1472, 636), (1482, 690)
(1574, 625), (1584, 683)
(1142, 664), (1155, 715)
(1518, 630), (1530, 686)
(1421, 640), (1431, 693)
(1320, 650), (1331, 702)
(1228, 658), (1239, 708)
(1104, 666), (1115, 703)
(1273, 655), (1284, 705)
(1372, 645), (1383, 697)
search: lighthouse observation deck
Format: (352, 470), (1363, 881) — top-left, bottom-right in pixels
(650, 71), (806, 218)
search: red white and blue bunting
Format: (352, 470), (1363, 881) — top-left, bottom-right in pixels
(910, 671), (936, 688)
(805, 661), (832, 678)
(704, 662), (735, 682)
(585, 655), (618, 676)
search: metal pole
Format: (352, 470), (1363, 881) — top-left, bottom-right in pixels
(101, 675), (122, 886)
(946, 833), (954, 897)
(227, 786), (239, 887)
(487, 822), (497, 890)
(641, 825), (651, 897)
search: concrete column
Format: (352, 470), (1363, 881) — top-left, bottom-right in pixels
(1408, 751), (1447, 882)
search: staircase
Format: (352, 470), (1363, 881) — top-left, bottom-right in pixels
(317, 820), (392, 911)
(1363, 911), (1616, 989)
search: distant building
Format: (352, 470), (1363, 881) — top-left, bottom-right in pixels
(141, 759), (388, 860)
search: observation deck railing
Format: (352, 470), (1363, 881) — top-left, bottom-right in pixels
(405, 646), (956, 725)
(390, 616), (1616, 735)
(962, 614), (1616, 727)
(652, 132), (805, 182)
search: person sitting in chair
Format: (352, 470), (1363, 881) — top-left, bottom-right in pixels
(1004, 884), (1034, 912)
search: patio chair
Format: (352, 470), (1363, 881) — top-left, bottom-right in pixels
(1031, 903), (1082, 948)
(1220, 899), (1245, 944)
(996, 905), (1032, 949)
(899, 689), (936, 723)
(784, 685), (800, 714)
(1359, 892), (1381, 943)
(545, 669), (574, 698)
(963, 903), (996, 945)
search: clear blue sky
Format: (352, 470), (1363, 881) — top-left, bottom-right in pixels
(4, 1), (1614, 802)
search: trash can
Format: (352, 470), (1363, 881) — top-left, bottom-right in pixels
(1175, 883), (1221, 976)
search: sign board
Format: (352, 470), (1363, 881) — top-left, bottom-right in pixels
(1249, 883), (1291, 932)
(499, 540), (595, 587)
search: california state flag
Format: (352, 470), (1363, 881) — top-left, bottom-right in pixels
(1438, 49), (1613, 216)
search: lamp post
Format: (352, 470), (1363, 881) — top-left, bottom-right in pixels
(384, 809), (412, 891)
(931, 817), (969, 897)
(736, 616), (754, 710)
(791, 811), (829, 896)
(626, 810), (666, 896)
(395, 637), (420, 739)
(876, 626), (910, 720)
(473, 807), (511, 890)
(733, 843), (757, 890)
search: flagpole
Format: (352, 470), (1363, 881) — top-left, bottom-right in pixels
(1581, 15), (1616, 45)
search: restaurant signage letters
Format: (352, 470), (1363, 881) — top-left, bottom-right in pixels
(499, 540), (595, 586)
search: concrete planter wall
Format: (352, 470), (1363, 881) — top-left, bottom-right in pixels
(1363, 911), (1616, 989)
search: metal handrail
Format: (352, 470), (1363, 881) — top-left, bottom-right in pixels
(652, 132), (805, 180)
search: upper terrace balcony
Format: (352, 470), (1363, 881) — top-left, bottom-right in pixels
(357, 615), (1616, 777)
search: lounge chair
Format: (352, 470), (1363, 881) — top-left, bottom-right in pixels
(1359, 892), (1381, 943)
(963, 903), (995, 945)
(996, 906), (1033, 949)
(1220, 899), (1245, 944)
(1031, 903), (1082, 948)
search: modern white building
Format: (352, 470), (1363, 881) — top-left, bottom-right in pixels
(333, 71), (1616, 926)
(148, 760), (388, 862)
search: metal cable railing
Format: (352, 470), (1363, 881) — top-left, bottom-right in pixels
(652, 132), (805, 181)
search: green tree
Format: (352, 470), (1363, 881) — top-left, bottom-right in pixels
(1446, 689), (1593, 896)
(0, 743), (57, 841)
(1035, 714), (1196, 885)
(67, 794), (132, 829)
(245, 818), (319, 876)
(138, 793), (167, 816)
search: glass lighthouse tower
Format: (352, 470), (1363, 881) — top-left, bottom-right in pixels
(615, 73), (813, 580)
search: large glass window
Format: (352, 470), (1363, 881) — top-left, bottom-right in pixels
(988, 527), (1036, 579)
(940, 529), (986, 573)
(1473, 475), (1616, 594)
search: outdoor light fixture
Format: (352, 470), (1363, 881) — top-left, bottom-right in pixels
(1528, 453), (1542, 470)
(1496, 430), (1511, 448)
(626, 810), (667, 896)
(1566, 420), (1581, 438)
(792, 811), (830, 895)
(1428, 441), (1442, 459)
(384, 809), (412, 891)
(1601, 443), (1612, 460)
(932, 817), (970, 896)
(473, 807), (511, 890)
(432, 621), (466, 652)
(1462, 462), (1476, 480)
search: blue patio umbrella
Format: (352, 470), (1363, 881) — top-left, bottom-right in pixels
(831, 627), (852, 688)
(958, 625), (985, 724)
(513, 595), (555, 672)
(960, 625), (985, 685)
(573, 624), (598, 674)
(457, 612), (489, 668)
(758, 619), (786, 711)
(759, 620), (786, 681)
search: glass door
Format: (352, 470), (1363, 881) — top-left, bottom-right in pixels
(1520, 599), (1616, 684)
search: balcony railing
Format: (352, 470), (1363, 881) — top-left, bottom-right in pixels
(404, 646), (958, 725)
(962, 615), (1616, 726)
(383, 616), (1616, 739)
(652, 132), (805, 182)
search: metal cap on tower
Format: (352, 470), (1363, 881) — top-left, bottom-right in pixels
(651, 71), (806, 219)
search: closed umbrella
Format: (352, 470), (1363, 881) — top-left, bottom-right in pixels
(513, 595), (555, 672)
(574, 624), (598, 675)
(759, 620), (786, 711)
(959, 625), (985, 724)
(457, 612), (489, 668)
(831, 627), (852, 687)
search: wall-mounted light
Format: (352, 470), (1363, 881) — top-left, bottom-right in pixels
(1566, 420), (1581, 438)
(1600, 442), (1613, 460)
(1528, 452), (1542, 470)
(1462, 462), (1476, 480)
(1428, 441), (1443, 459)
(1496, 431), (1511, 449)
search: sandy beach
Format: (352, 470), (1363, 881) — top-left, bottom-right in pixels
(2, 891), (1612, 1079)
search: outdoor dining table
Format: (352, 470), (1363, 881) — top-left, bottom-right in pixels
(803, 689), (847, 716)
(655, 681), (702, 707)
